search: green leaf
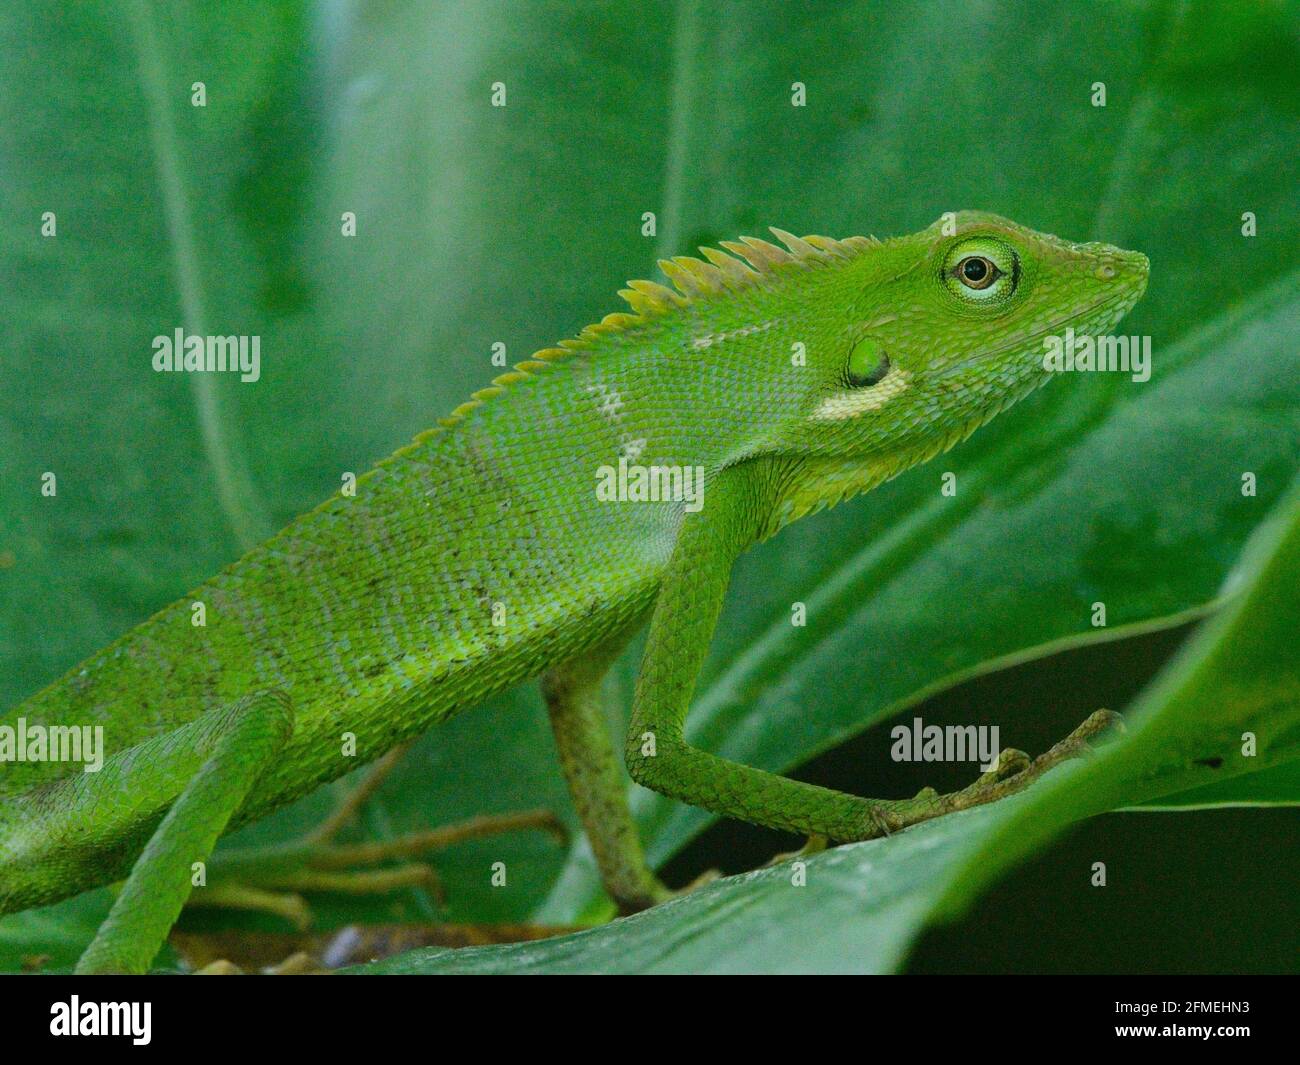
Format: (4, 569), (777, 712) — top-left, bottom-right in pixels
(352, 806), (1016, 974)
(1134, 759), (1300, 809)
(1, 0), (1297, 965)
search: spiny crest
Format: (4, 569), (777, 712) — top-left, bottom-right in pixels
(618, 228), (879, 316)
(378, 228), (880, 458)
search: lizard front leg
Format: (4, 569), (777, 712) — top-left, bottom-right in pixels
(624, 466), (899, 841)
(624, 464), (1118, 845)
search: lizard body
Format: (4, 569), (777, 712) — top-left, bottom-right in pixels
(0, 212), (1147, 970)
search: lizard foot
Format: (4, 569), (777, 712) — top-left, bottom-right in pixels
(193, 958), (244, 975)
(669, 867), (724, 899)
(190, 808), (567, 928)
(860, 709), (1123, 839)
(190, 951), (329, 975)
(763, 832), (830, 868)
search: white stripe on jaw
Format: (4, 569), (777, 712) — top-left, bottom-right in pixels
(810, 367), (912, 421)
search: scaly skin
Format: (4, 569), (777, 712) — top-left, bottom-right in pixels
(0, 212), (1147, 968)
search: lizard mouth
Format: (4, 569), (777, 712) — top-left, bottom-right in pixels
(932, 287), (1143, 379)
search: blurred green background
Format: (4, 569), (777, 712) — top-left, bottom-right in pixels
(0, 0), (1296, 972)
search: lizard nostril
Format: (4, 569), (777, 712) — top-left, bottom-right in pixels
(1096, 263), (1117, 281)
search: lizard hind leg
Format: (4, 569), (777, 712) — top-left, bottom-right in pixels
(194, 738), (566, 927)
(542, 635), (672, 915)
(75, 689), (296, 974)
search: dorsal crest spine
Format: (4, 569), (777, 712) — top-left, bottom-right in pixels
(414, 228), (880, 435)
(620, 228), (878, 317)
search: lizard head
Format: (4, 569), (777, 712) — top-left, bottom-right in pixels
(762, 212), (1147, 528)
(808, 211), (1148, 437)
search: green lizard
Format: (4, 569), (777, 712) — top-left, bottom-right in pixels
(0, 212), (1148, 973)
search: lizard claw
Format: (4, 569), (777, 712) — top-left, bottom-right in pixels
(867, 804), (898, 838)
(989, 747), (1031, 781)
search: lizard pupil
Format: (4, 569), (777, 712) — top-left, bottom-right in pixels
(958, 256), (997, 289)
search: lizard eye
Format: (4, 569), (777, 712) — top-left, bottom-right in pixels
(955, 256), (998, 290)
(942, 238), (1018, 304)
